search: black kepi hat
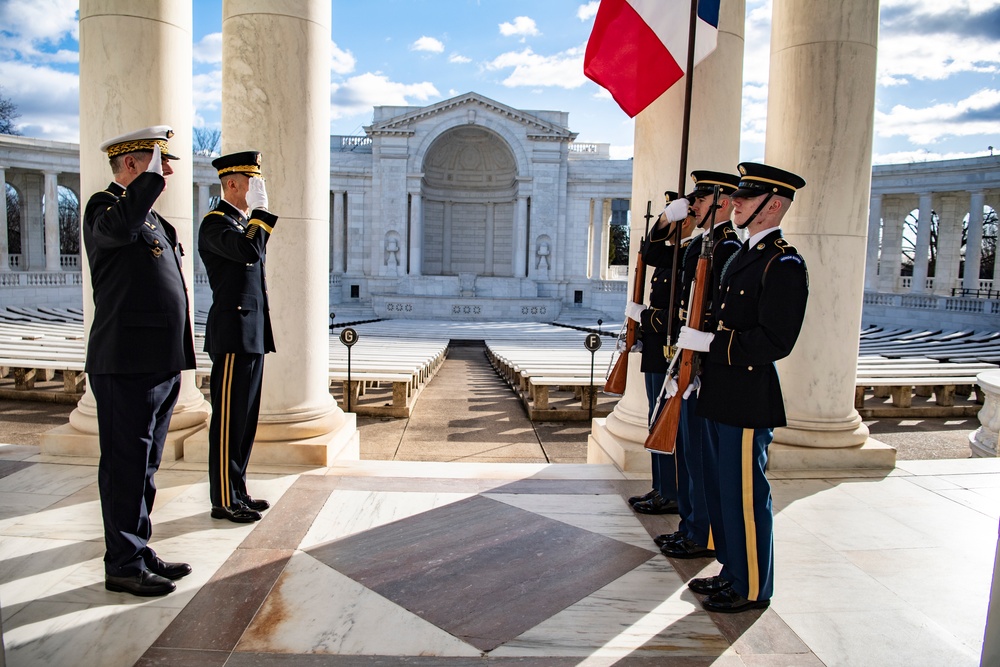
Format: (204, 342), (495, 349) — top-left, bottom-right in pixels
(732, 162), (806, 200)
(685, 170), (740, 200)
(212, 151), (263, 178)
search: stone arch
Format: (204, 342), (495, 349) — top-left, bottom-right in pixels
(418, 125), (519, 277)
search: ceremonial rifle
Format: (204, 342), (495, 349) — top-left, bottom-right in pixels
(645, 184), (720, 454)
(604, 200), (655, 395)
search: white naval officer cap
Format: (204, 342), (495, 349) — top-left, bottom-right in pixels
(99, 125), (180, 160)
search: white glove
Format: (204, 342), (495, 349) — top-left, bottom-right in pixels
(663, 377), (679, 399)
(663, 197), (691, 223)
(145, 143), (163, 176)
(246, 177), (269, 211)
(683, 376), (701, 399)
(625, 301), (645, 323)
(676, 325), (715, 352)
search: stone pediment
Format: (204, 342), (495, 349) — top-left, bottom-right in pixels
(364, 92), (577, 142)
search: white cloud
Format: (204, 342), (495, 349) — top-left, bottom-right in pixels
(330, 72), (439, 119)
(875, 88), (1000, 144)
(486, 46), (587, 89)
(577, 2), (600, 22)
(448, 53), (471, 64)
(193, 70), (222, 113)
(499, 16), (540, 40)
(193, 32), (222, 64)
(872, 148), (993, 164)
(609, 144), (633, 160)
(0, 61), (79, 141)
(331, 41), (356, 74)
(411, 36), (445, 53)
(0, 0), (78, 58)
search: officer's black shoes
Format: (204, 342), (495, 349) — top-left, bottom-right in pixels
(211, 504), (261, 523)
(660, 537), (715, 559)
(701, 587), (769, 614)
(627, 489), (656, 506)
(147, 557), (192, 580)
(243, 496), (270, 512)
(688, 575), (732, 596)
(653, 530), (685, 547)
(105, 570), (176, 597)
(631, 491), (679, 515)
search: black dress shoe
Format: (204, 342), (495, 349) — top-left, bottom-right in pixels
(631, 491), (679, 515)
(211, 505), (261, 523)
(147, 557), (192, 581)
(243, 496), (270, 511)
(105, 570), (175, 597)
(688, 575), (732, 596)
(628, 489), (656, 506)
(653, 530), (685, 547)
(660, 537), (715, 559)
(701, 587), (770, 613)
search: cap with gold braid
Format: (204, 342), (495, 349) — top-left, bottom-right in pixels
(99, 125), (179, 160)
(212, 151), (263, 178)
(731, 162), (806, 200)
(684, 170), (740, 200)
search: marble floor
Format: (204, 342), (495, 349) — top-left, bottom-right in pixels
(0, 446), (997, 666)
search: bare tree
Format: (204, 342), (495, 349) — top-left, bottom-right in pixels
(58, 186), (80, 255)
(0, 87), (22, 136)
(193, 128), (221, 156)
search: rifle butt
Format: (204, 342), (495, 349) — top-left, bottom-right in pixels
(644, 393), (681, 454)
(603, 352), (628, 395)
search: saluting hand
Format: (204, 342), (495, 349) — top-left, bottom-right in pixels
(663, 197), (691, 223)
(246, 177), (269, 211)
(145, 143), (163, 176)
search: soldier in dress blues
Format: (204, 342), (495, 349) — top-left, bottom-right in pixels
(623, 191), (694, 515)
(656, 171), (742, 563)
(200, 151), (279, 523)
(85, 126), (196, 597)
(675, 162), (809, 613)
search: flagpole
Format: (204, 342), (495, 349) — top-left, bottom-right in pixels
(665, 0), (702, 357)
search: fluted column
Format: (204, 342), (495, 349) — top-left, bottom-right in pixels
(588, 199), (600, 280)
(409, 191), (422, 276)
(0, 166), (9, 271)
(763, 0), (894, 467)
(589, 0), (745, 472)
(864, 193), (882, 291)
(44, 0), (209, 459)
(965, 191), (985, 292)
(514, 193), (528, 277)
(911, 192), (934, 293)
(43, 171), (61, 271)
(197, 0), (355, 465)
(934, 194), (962, 296)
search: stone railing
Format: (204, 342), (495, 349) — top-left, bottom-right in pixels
(0, 271), (83, 286)
(331, 135), (372, 153)
(898, 276), (935, 291)
(60, 254), (80, 269)
(594, 280), (627, 293)
(971, 370), (1000, 457)
(607, 264), (629, 280)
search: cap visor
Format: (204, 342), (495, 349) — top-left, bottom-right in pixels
(731, 187), (761, 199)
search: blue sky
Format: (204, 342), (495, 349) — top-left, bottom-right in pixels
(0, 0), (998, 165)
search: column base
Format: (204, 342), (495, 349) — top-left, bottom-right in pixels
(184, 412), (359, 467)
(768, 438), (896, 471)
(39, 422), (206, 461)
(587, 417), (653, 477)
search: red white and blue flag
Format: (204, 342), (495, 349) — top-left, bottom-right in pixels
(584, 0), (720, 118)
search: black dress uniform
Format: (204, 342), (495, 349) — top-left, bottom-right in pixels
(200, 152), (278, 518)
(84, 127), (196, 588)
(694, 162), (809, 611)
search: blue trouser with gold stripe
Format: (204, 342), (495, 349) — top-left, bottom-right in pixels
(676, 394), (711, 546)
(704, 420), (774, 602)
(208, 352), (264, 509)
(645, 371), (677, 501)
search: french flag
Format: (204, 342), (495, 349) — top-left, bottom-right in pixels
(584, 0), (720, 118)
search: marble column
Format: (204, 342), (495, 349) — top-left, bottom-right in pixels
(934, 193), (962, 296)
(589, 0), (745, 472)
(41, 0), (209, 459)
(864, 193), (882, 291)
(443, 201), (453, 274)
(0, 166), (9, 271)
(965, 191), (985, 292)
(763, 0), (894, 468)
(187, 0), (356, 465)
(331, 190), (345, 274)
(911, 192), (934, 293)
(588, 199), (599, 280)
(409, 191), (422, 276)
(879, 197), (906, 292)
(43, 172), (61, 271)
(599, 198), (611, 280)
(195, 183), (210, 271)
(22, 175), (44, 270)
(484, 201), (495, 275)
(514, 191), (528, 277)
